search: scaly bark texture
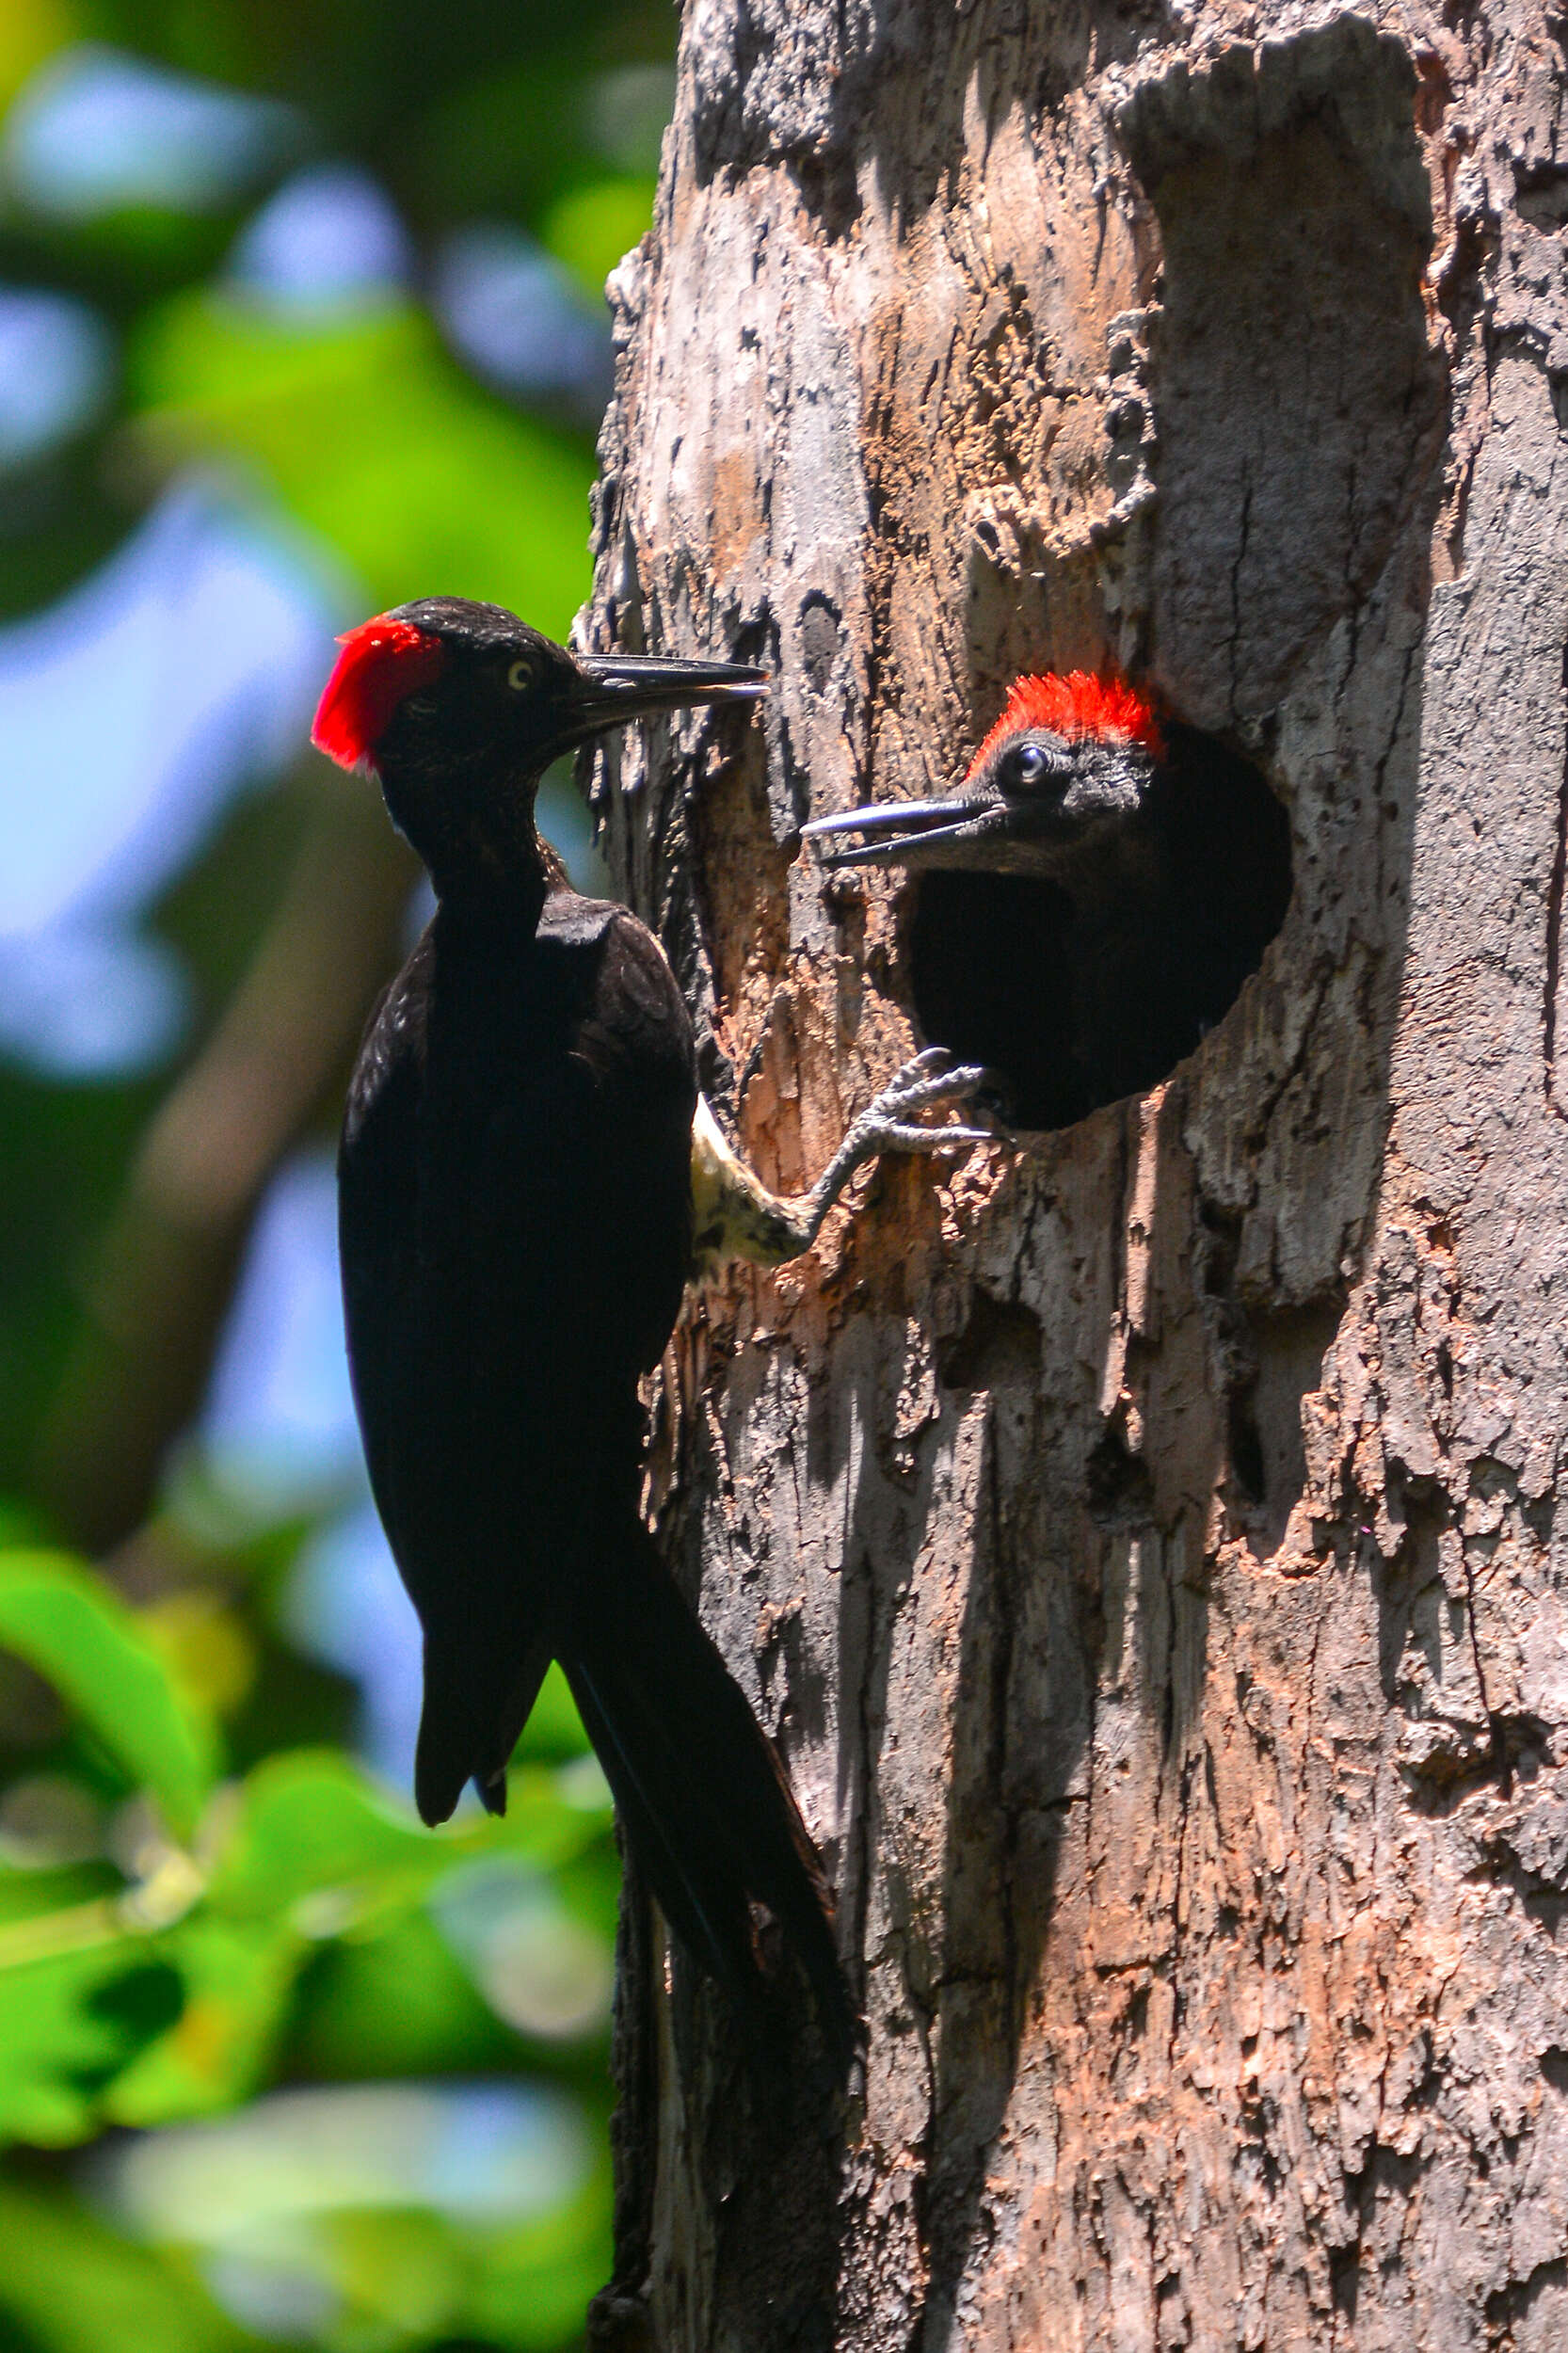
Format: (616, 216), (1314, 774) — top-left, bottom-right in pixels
(586, 6), (1568, 2345)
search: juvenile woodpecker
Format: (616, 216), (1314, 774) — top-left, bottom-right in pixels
(803, 671), (1290, 1115)
(313, 599), (990, 2059)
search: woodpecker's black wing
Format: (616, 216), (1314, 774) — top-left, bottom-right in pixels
(340, 893), (696, 1795)
(339, 889), (855, 2061)
(340, 932), (421, 1479)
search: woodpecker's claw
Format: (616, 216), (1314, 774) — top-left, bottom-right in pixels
(692, 1048), (1010, 1274)
(884, 1047), (1011, 1116)
(845, 1049), (1000, 1150)
(794, 1050), (1008, 1241)
(864, 1121), (999, 1150)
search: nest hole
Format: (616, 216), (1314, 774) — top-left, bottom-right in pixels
(907, 727), (1292, 1129)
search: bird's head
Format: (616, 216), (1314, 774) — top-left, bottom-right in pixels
(312, 597), (765, 895)
(802, 672), (1164, 878)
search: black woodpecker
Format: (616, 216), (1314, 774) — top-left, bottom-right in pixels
(313, 598), (993, 2062)
(803, 669), (1291, 1118)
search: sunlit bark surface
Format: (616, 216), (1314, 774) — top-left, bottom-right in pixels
(587, 7), (1568, 2345)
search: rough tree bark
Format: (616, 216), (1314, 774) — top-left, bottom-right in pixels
(585, 6), (1568, 2346)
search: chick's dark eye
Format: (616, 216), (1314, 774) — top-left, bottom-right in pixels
(1012, 743), (1050, 785)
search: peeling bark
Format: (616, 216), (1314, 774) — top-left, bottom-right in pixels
(586, 6), (1568, 2345)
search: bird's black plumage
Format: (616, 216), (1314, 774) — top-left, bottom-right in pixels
(322, 600), (854, 2061)
(803, 680), (1292, 1128)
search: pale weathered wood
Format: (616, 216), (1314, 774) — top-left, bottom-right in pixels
(586, 7), (1568, 2345)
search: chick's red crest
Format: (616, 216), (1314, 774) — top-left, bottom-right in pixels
(312, 615), (448, 775)
(968, 671), (1164, 781)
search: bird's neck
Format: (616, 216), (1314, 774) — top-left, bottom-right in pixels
(380, 757), (572, 917)
(435, 825), (571, 926)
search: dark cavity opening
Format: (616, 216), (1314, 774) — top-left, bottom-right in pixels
(907, 726), (1292, 1129)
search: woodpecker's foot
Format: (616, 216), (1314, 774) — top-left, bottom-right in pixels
(690, 1051), (1007, 1277)
(840, 1047), (1000, 1153)
(798, 1048), (1004, 1242)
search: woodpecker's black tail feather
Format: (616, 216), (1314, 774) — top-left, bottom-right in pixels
(414, 1634), (551, 1827)
(410, 1515), (858, 2068)
(562, 1516), (860, 2073)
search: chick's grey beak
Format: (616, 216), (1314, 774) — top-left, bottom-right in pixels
(802, 796), (982, 870)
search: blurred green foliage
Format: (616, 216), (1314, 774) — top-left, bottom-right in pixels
(0, 1545), (624, 2349)
(0, 0), (675, 2345)
(131, 297), (594, 631)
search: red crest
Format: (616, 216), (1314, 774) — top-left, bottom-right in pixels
(312, 614), (448, 775)
(967, 671), (1164, 781)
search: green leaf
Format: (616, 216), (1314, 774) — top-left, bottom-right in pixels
(0, 1864), (118, 1927)
(541, 176), (657, 298)
(0, 1497), (49, 1548)
(205, 1750), (607, 1928)
(104, 1914), (301, 2126)
(0, 1746), (605, 2137)
(288, 1908), (528, 2080)
(470, 2160), (615, 2349)
(0, 1552), (218, 1838)
(0, 2180), (258, 2353)
(102, 1751), (610, 2119)
(311, 2206), (463, 2342)
(0, 0), (72, 116)
(0, 1934), (176, 2148)
(512, 1659), (592, 1760)
(129, 296), (597, 637)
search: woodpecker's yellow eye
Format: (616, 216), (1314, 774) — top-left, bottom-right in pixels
(505, 657), (536, 692)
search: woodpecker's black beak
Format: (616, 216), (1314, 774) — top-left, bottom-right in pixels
(802, 793), (1006, 870)
(566, 651), (767, 742)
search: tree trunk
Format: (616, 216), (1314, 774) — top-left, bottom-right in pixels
(586, 6), (1568, 2345)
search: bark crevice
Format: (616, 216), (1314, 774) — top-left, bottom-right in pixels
(588, 4), (1568, 2344)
